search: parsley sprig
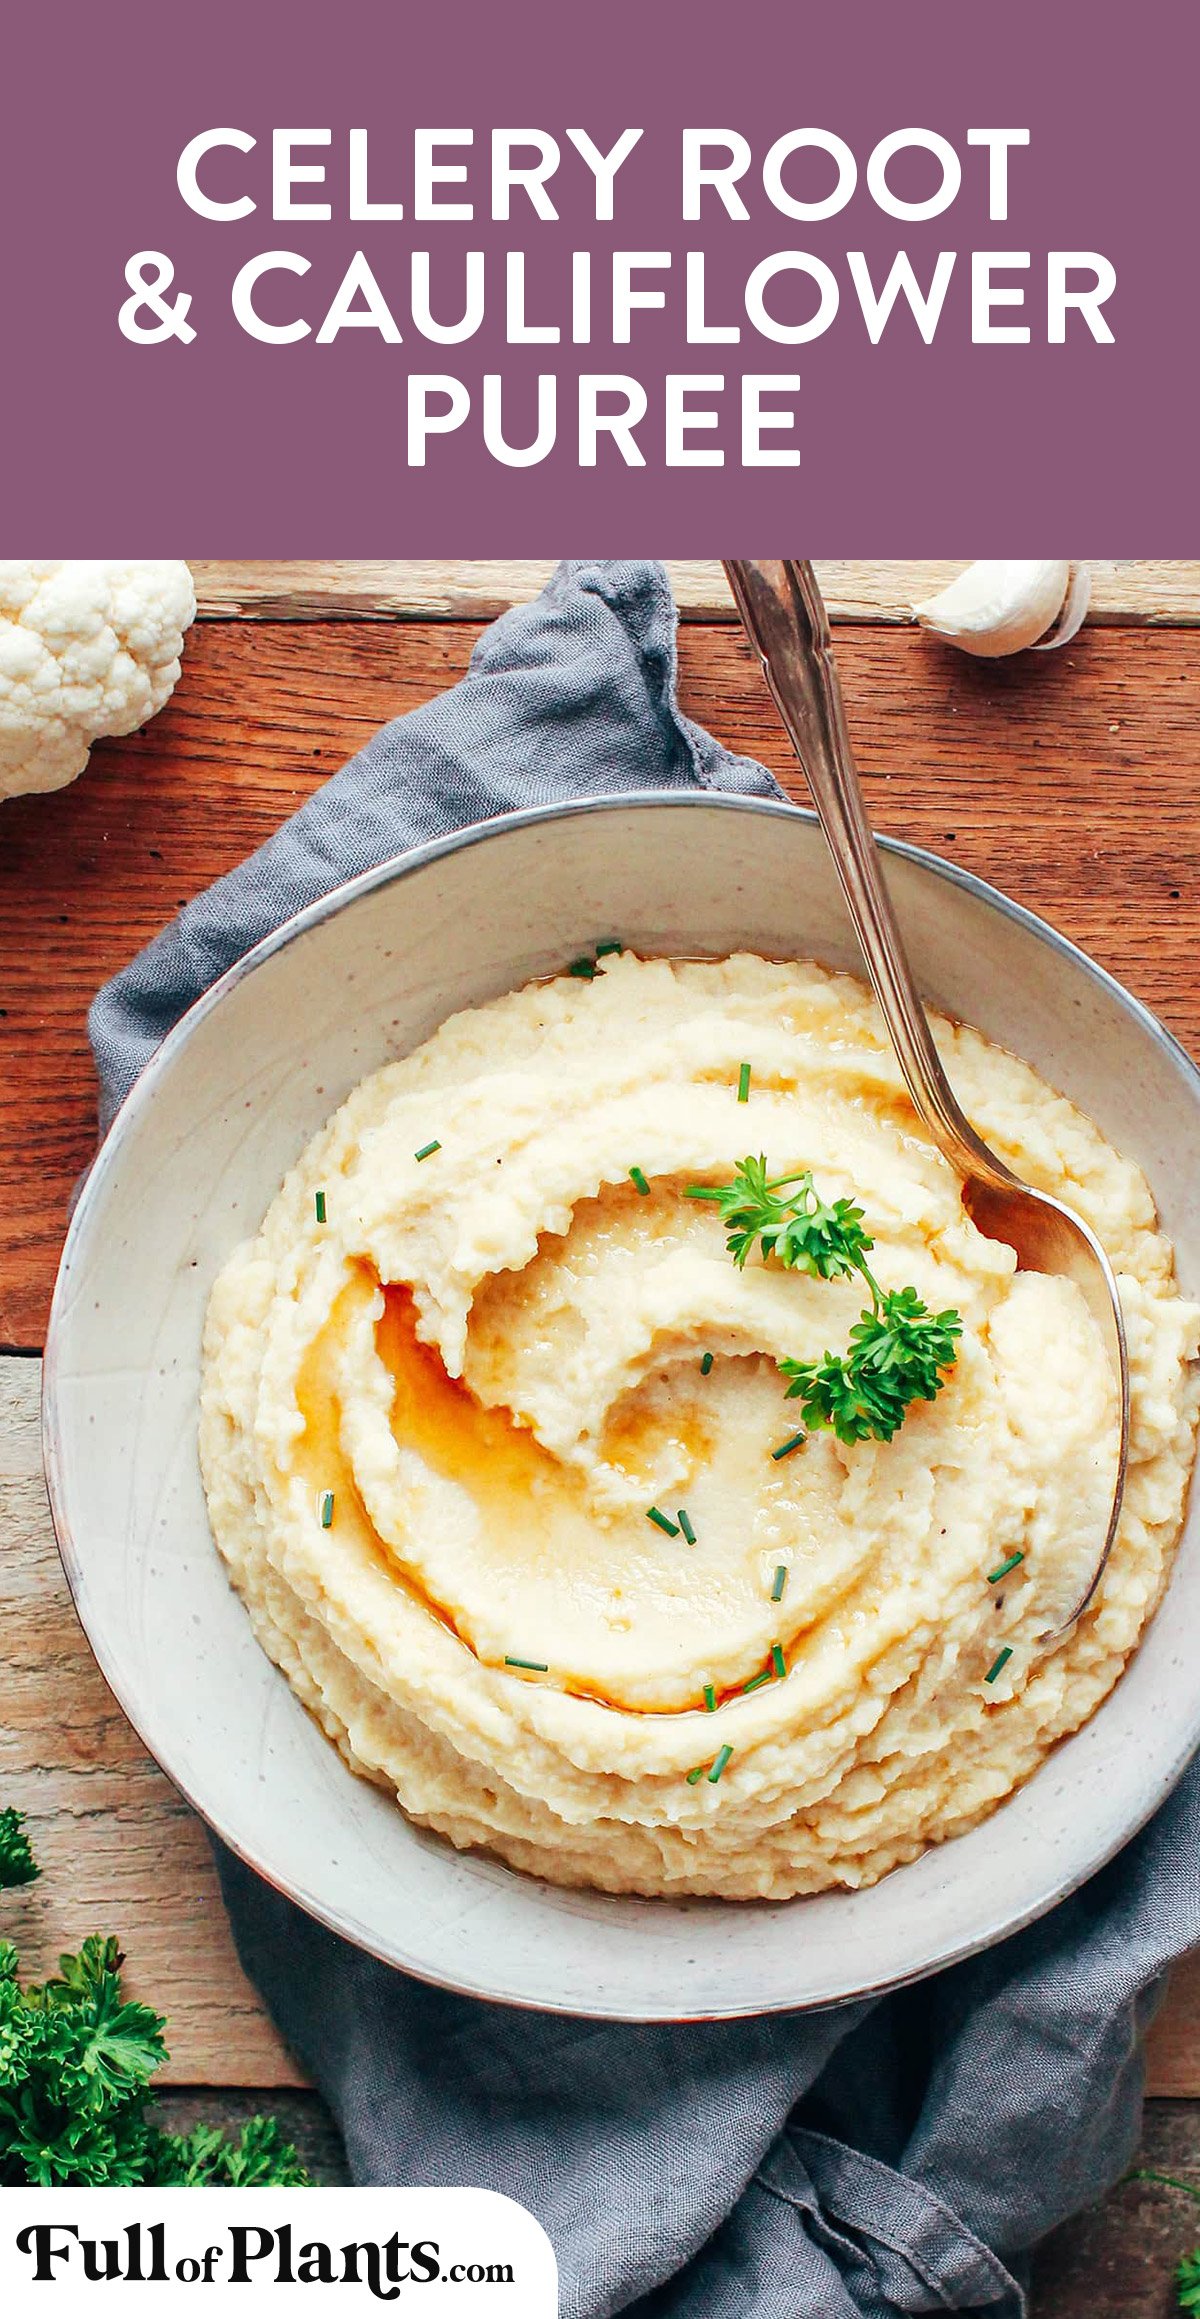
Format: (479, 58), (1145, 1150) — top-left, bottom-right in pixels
(688, 1156), (962, 1445)
(780, 1286), (963, 1445)
(687, 1157), (873, 1277)
(0, 1810), (38, 1891)
(0, 1807), (306, 2186)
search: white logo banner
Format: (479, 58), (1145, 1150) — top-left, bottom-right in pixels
(0, 2187), (557, 2312)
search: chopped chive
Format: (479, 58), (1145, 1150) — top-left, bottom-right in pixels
(771, 1643), (787, 1680)
(770, 1564), (788, 1603)
(629, 1165), (651, 1196)
(595, 939), (623, 958)
(703, 1684), (717, 1712)
(987, 1551), (1025, 1585)
(984, 1646), (1013, 1686)
(646, 1506), (680, 1537)
(677, 1507), (697, 1546)
(700, 1351), (714, 1376)
(743, 1670), (772, 1694)
(319, 1491), (334, 1529)
(737, 1062), (752, 1103)
(414, 1140), (441, 1162)
(314, 1189), (327, 1224)
(504, 1655), (549, 1673)
(686, 1765), (706, 1784)
(771, 1430), (807, 1462)
(708, 1745), (733, 1784)
(568, 954), (597, 979)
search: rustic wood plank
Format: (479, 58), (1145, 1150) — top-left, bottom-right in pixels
(189, 558), (1200, 626)
(0, 1356), (298, 2085)
(1151, 1958), (1200, 2097)
(3, 616), (1199, 1348)
(1031, 2099), (1200, 2315)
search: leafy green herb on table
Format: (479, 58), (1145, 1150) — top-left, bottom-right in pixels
(0, 1808), (39, 1890)
(0, 1806), (306, 2187)
(1127, 2168), (1200, 2312)
(687, 1158), (962, 1445)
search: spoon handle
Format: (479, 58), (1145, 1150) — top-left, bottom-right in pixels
(723, 559), (1013, 1192)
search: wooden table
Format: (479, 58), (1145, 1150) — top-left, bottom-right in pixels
(4, 560), (1200, 2309)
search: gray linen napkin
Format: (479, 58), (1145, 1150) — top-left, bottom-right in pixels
(90, 560), (1200, 2318)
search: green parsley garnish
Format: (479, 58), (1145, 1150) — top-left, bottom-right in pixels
(1179, 2247), (1200, 2313)
(703, 1684), (717, 1712)
(987, 1551), (1025, 1584)
(677, 1507), (697, 1545)
(687, 1155), (874, 1276)
(770, 1564), (788, 1602)
(1128, 2170), (1200, 2308)
(0, 1808), (306, 2185)
(686, 1765), (706, 1784)
(314, 1189), (326, 1224)
(708, 1745), (733, 1784)
(629, 1166), (651, 1196)
(743, 1669), (772, 1694)
(646, 1506), (680, 1536)
(692, 1157), (962, 1445)
(414, 1140), (441, 1162)
(779, 1286), (962, 1446)
(737, 1062), (752, 1103)
(772, 1643), (787, 1679)
(319, 1491), (334, 1529)
(700, 1351), (714, 1376)
(0, 1807), (39, 1890)
(504, 1656), (550, 1673)
(984, 1646), (1013, 1685)
(571, 941), (621, 977)
(771, 1430), (807, 1461)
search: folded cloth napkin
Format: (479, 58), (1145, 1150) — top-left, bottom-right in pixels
(90, 560), (1200, 2319)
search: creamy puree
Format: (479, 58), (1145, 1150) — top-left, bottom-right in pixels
(199, 954), (1200, 1897)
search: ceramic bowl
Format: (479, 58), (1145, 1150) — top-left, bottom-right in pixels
(42, 794), (1200, 2018)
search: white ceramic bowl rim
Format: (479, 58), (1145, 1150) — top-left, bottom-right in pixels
(41, 791), (1200, 2017)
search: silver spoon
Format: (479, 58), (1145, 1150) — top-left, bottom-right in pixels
(723, 557), (1129, 1641)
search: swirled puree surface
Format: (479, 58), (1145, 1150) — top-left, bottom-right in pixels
(199, 955), (1200, 1899)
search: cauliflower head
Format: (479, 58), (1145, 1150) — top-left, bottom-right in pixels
(0, 560), (196, 800)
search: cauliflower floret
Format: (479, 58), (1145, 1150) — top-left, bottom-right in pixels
(0, 560), (196, 799)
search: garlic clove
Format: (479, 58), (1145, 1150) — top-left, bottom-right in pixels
(1030, 561), (1091, 652)
(914, 560), (1071, 657)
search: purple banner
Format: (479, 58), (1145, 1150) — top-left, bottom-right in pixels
(2, 0), (1194, 551)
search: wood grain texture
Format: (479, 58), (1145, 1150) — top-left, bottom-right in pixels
(3, 604), (1200, 2096)
(190, 558), (1200, 626)
(1031, 2100), (1200, 2316)
(0, 1357), (298, 2084)
(3, 615), (1199, 1346)
(1151, 1961), (1200, 2098)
